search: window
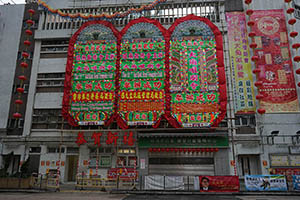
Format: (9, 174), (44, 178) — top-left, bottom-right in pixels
(235, 115), (256, 134)
(29, 147), (41, 153)
(7, 118), (24, 129)
(47, 147), (65, 153)
(117, 148), (137, 167)
(89, 147), (112, 168)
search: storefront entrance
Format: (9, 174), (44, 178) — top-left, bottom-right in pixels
(66, 155), (78, 182)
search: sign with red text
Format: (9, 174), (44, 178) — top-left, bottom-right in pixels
(194, 176), (239, 192)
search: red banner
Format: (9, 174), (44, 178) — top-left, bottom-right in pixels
(196, 176), (239, 192)
(250, 9), (299, 112)
(107, 168), (138, 180)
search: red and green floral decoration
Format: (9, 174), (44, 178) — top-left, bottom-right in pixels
(62, 15), (226, 128)
(169, 15), (226, 127)
(118, 18), (167, 126)
(63, 21), (119, 126)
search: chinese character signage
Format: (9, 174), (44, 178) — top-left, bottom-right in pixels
(194, 176), (239, 192)
(107, 168), (138, 180)
(75, 131), (135, 146)
(245, 175), (287, 191)
(250, 9), (299, 112)
(226, 12), (256, 113)
(63, 15), (227, 128)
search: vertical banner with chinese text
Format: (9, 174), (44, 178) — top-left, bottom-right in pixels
(226, 12), (256, 113)
(250, 9), (299, 112)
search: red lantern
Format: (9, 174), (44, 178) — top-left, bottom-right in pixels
(201, 148), (205, 152)
(245, 0), (252, 4)
(205, 148), (209, 152)
(157, 148), (161, 152)
(246, 9), (254, 16)
(13, 113), (22, 119)
(170, 148), (174, 152)
(288, 18), (297, 25)
(26, 19), (34, 26)
(252, 68), (261, 74)
(292, 43), (300, 49)
(254, 81), (263, 87)
(290, 31), (298, 38)
(285, 0), (292, 3)
(183, 148), (187, 153)
(215, 148), (219, 152)
(166, 148), (169, 152)
(153, 148), (157, 152)
(251, 56), (259, 62)
(174, 148), (178, 152)
(287, 8), (295, 14)
(28, 9), (35, 15)
(298, 82), (300, 87)
(296, 68), (300, 74)
(25, 30), (33, 35)
(15, 99), (23, 105)
(22, 52), (29, 58)
(17, 88), (24, 93)
(294, 56), (300, 62)
(256, 94), (264, 100)
(248, 32), (256, 37)
(148, 148), (152, 152)
(20, 62), (28, 68)
(24, 40), (31, 46)
(196, 148), (201, 152)
(257, 109), (266, 114)
(247, 21), (255, 27)
(18, 75), (27, 81)
(179, 148), (183, 152)
(250, 43), (257, 49)
(161, 148), (165, 152)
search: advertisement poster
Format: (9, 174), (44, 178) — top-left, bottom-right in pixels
(250, 9), (299, 112)
(226, 12), (256, 113)
(292, 175), (300, 191)
(194, 176), (239, 192)
(245, 175), (287, 191)
(107, 168), (138, 180)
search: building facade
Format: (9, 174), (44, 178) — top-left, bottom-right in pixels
(0, 0), (300, 187)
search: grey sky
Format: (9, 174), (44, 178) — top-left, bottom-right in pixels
(0, 0), (26, 5)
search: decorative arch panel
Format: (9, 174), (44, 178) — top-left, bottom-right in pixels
(62, 21), (119, 126)
(168, 15), (227, 128)
(118, 18), (168, 128)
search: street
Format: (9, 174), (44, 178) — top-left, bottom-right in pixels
(0, 193), (300, 200)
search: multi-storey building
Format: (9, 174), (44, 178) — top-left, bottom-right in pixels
(0, 0), (300, 187)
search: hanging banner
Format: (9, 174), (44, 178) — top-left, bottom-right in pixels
(245, 175), (287, 191)
(250, 9), (299, 112)
(226, 12), (256, 113)
(293, 175), (300, 191)
(168, 15), (227, 128)
(194, 176), (239, 192)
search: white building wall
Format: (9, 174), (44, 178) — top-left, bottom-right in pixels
(38, 58), (67, 73)
(0, 5), (24, 129)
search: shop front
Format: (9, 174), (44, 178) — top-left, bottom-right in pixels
(138, 134), (229, 176)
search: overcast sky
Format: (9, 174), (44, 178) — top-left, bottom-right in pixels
(0, 0), (26, 5)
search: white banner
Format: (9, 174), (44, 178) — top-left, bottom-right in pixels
(144, 175), (184, 190)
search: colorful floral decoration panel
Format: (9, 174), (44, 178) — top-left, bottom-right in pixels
(168, 16), (227, 128)
(118, 19), (167, 126)
(62, 21), (119, 126)
(63, 15), (227, 128)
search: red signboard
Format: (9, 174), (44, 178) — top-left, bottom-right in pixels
(196, 176), (239, 192)
(107, 168), (138, 180)
(250, 9), (299, 112)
